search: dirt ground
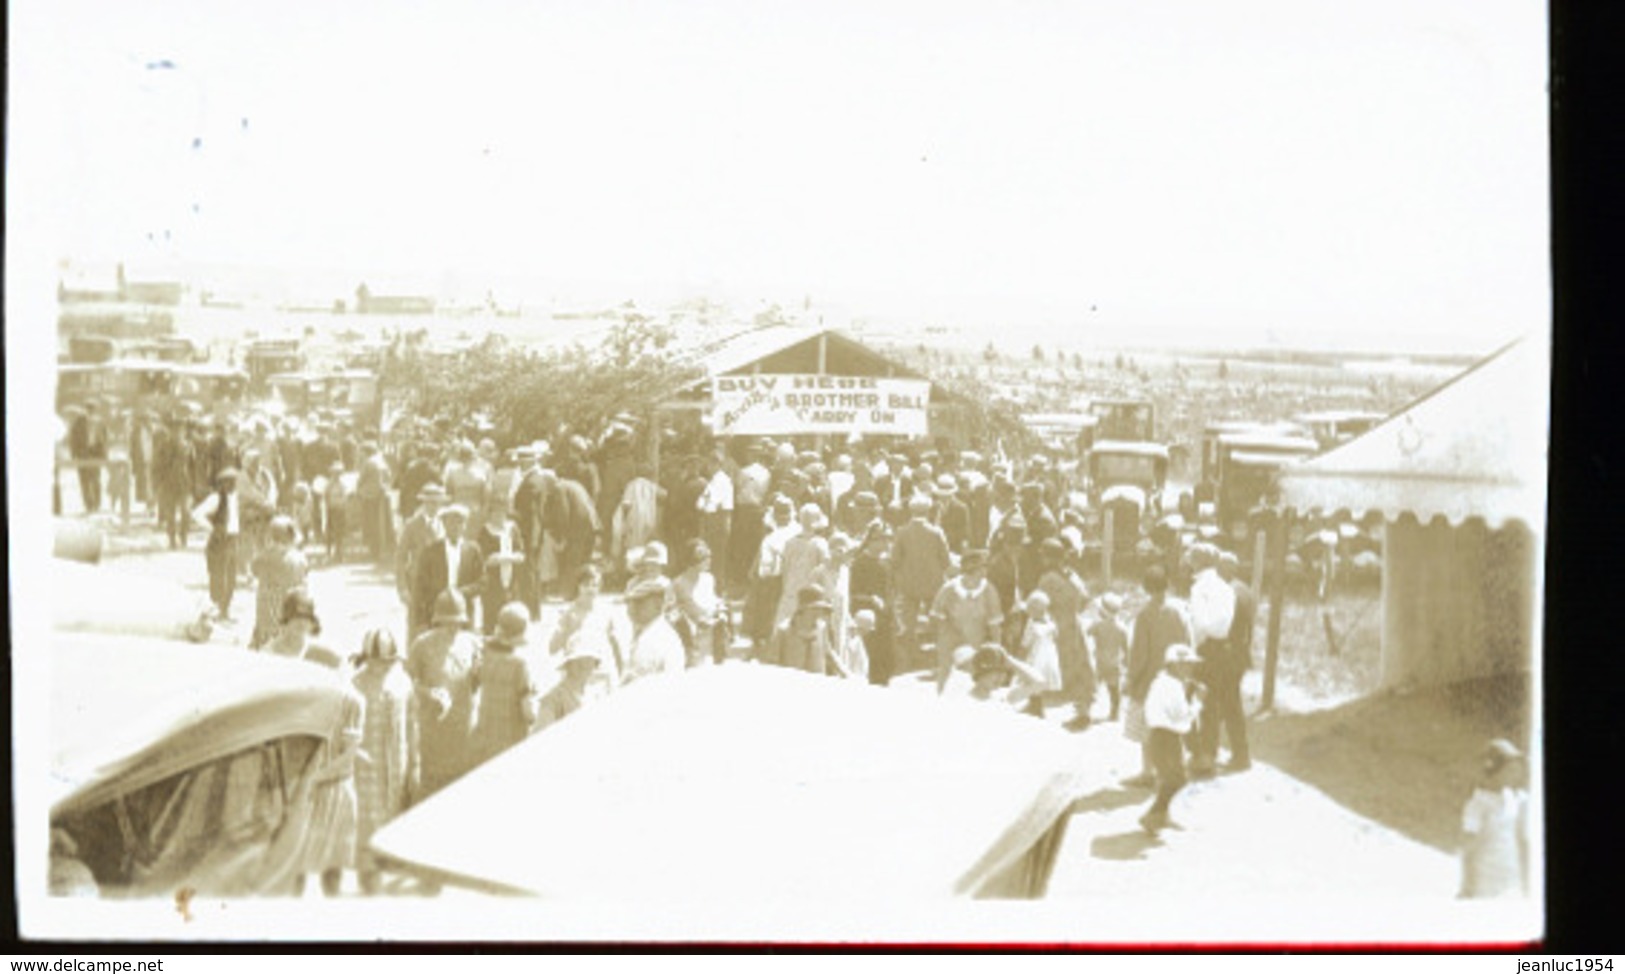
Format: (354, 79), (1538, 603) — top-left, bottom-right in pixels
(59, 510), (1533, 915)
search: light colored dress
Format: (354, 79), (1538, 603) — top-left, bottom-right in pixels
(1013, 615), (1064, 709)
(250, 544), (310, 648)
(352, 660), (417, 871)
(774, 533), (830, 629)
(301, 688), (363, 875)
(1460, 786), (1529, 898)
(612, 477), (662, 563)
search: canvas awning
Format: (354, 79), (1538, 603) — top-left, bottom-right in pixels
(1277, 337), (1549, 529)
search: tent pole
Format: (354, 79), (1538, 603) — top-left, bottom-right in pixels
(1260, 508), (1292, 714)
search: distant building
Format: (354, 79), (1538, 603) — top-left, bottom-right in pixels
(355, 283), (436, 315)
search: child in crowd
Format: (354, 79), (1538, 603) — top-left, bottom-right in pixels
(1088, 592), (1128, 722)
(1458, 738), (1530, 899)
(1013, 589), (1063, 717)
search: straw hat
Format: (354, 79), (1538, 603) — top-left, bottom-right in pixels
(625, 575), (671, 603)
(1163, 643), (1199, 666)
(796, 584), (834, 613)
(280, 589), (321, 635)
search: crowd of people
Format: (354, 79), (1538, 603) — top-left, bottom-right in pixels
(54, 393), (1531, 901)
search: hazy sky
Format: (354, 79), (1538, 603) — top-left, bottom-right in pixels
(12, 0), (1547, 351)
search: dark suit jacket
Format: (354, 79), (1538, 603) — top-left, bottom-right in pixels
(934, 497), (971, 555)
(512, 470), (553, 555)
(1227, 578), (1259, 671)
(412, 538), (484, 627)
(546, 477), (601, 546)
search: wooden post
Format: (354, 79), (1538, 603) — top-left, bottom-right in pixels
(1260, 509), (1292, 713)
(1251, 529), (1267, 595)
(1102, 507), (1114, 584)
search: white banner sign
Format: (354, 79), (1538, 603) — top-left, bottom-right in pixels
(710, 374), (930, 436)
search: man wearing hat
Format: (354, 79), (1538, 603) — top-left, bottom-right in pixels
(406, 590), (483, 800)
(544, 465), (602, 602)
(767, 584), (838, 675)
(891, 493), (951, 661)
(510, 447), (553, 614)
(410, 503), (485, 638)
(152, 414), (197, 549)
(929, 549), (1003, 693)
(932, 473), (971, 557)
(192, 467), (243, 620)
(396, 482), (447, 614)
(621, 574), (685, 684)
(1185, 543), (1238, 777)
(1140, 643), (1206, 835)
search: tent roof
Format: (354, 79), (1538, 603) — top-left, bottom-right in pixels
(670, 326), (962, 405)
(1277, 337), (1549, 529)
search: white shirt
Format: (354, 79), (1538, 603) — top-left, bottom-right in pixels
(698, 469), (734, 514)
(444, 540), (463, 584)
(827, 470), (855, 506)
(1144, 670), (1201, 734)
(756, 523), (799, 578)
(1189, 568), (1237, 644)
(192, 491), (240, 535)
(624, 618), (687, 684)
(736, 463), (771, 507)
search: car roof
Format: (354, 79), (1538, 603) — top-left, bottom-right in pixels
(1216, 432), (1320, 452)
(51, 633), (353, 815)
(371, 665), (1089, 898)
(1229, 449), (1313, 468)
(1089, 440), (1170, 459)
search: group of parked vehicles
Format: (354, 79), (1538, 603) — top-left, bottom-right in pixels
(56, 335), (383, 429)
(1024, 398), (1388, 576)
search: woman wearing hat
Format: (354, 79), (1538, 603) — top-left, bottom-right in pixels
(742, 495), (796, 653)
(1035, 536), (1096, 730)
(350, 628), (418, 895)
(550, 564), (624, 692)
(405, 590), (483, 800)
(262, 588), (344, 670)
(774, 503), (831, 632)
(928, 549), (1004, 694)
(471, 603), (542, 765)
(611, 464), (665, 574)
(534, 642), (605, 734)
(1458, 738), (1530, 898)
(767, 584), (839, 675)
(249, 516), (310, 649)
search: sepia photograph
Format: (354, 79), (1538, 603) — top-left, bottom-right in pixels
(8, 0), (1548, 946)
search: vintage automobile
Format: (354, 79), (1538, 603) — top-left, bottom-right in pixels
(265, 370), (382, 429)
(1292, 410), (1388, 451)
(48, 634), (358, 898)
(244, 339), (304, 394)
(1212, 431), (1320, 541)
(1088, 398), (1155, 443)
(1082, 440), (1170, 560)
(370, 664), (1089, 899)
(169, 363), (250, 414)
(1022, 412), (1100, 460)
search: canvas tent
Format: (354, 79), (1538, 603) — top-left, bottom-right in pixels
(1276, 337), (1548, 689)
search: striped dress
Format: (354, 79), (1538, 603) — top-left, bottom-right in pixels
(352, 660), (417, 868)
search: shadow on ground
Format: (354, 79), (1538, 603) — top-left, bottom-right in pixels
(1069, 786), (1153, 816)
(1089, 829), (1161, 861)
(1249, 673), (1530, 852)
